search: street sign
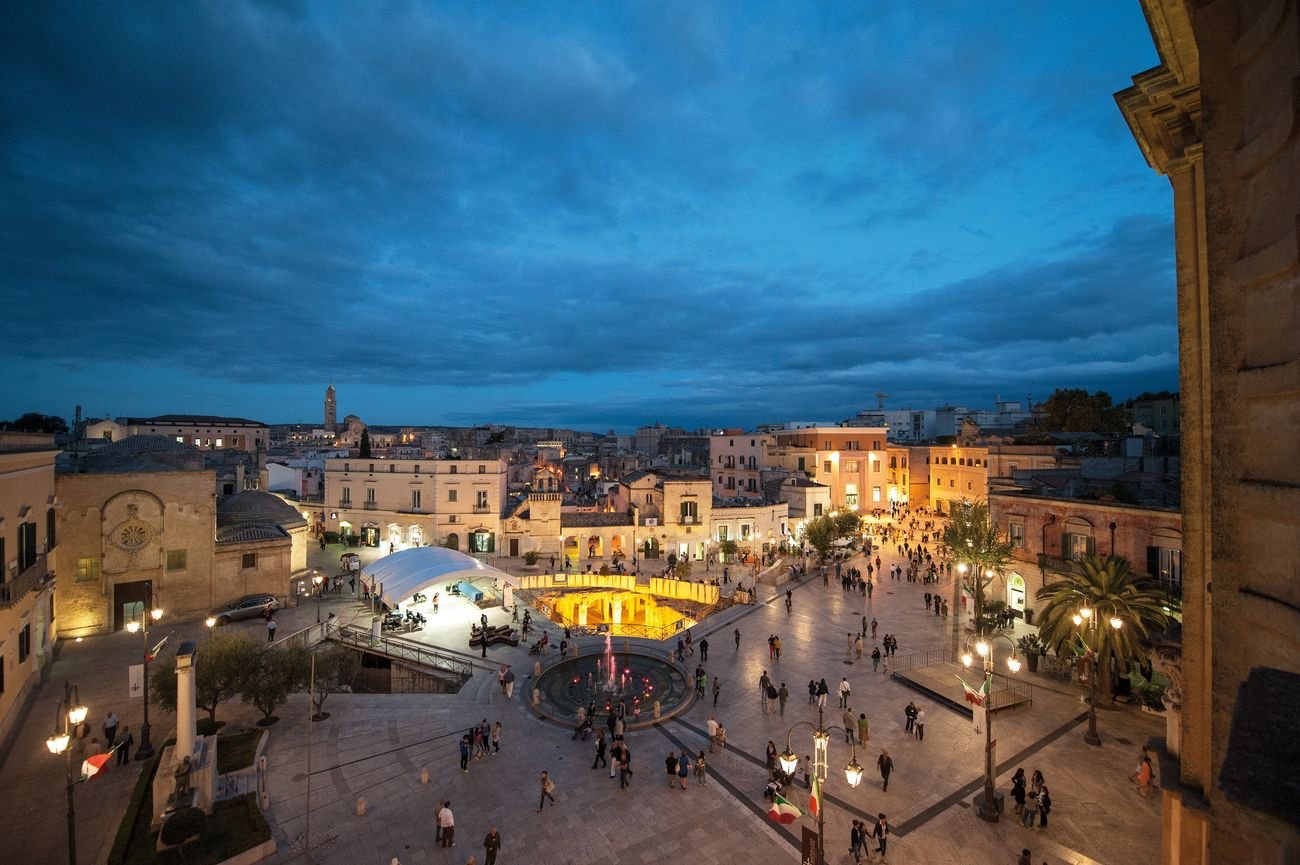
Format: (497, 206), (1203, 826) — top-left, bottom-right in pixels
(129, 663), (144, 699)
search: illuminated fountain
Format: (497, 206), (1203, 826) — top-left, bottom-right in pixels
(534, 639), (692, 727)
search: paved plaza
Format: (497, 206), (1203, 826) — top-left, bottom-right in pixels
(0, 530), (1164, 865)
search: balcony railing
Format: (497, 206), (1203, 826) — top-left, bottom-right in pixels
(339, 500), (352, 508)
(0, 554), (51, 607)
(472, 505), (491, 514)
(1037, 553), (1083, 576)
(680, 515), (695, 525)
(363, 501), (378, 510)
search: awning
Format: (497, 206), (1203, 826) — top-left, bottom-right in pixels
(360, 546), (518, 608)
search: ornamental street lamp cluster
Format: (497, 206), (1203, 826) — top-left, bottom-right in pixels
(126, 602), (164, 760)
(1073, 604), (1124, 746)
(45, 681), (88, 865)
(777, 705), (863, 865)
(961, 633), (1020, 822)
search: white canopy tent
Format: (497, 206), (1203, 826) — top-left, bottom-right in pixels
(361, 546), (518, 609)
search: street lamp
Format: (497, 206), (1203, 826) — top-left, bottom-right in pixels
(776, 705), (863, 864)
(46, 681), (88, 865)
(961, 633), (1020, 822)
(312, 570), (325, 624)
(205, 616), (217, 637)
(1073, 606), (1124, 746)
(127, 602), (164, 760)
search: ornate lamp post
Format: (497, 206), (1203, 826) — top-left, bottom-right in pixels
(205, 616), (217, 639)
(127, 601), (164, 760)
(313, 570), (325, 623)
(1073, 606), (1124, 746)
(45, 681), (88, 865)
(776, 705), (864, 864)
(960, 633), (1021, 822)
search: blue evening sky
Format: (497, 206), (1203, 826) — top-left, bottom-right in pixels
(0, 2), (1173, 432)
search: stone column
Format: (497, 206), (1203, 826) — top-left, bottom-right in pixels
(175, 642), (197, 759)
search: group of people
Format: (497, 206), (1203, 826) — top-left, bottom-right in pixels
(458, 719), (503, 771)
(1009, 767), (1053, 829)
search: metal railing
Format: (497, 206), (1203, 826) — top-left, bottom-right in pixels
(889, 648), (953, 671)
(989, 677), (1034, 712)
(0, 554), (51, 607)
(331, 624), (474, 684)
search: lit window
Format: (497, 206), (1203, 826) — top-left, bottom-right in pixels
(75, 557), (101, 583)
(166, 550), (187, 571)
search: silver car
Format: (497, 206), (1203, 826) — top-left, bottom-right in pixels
(211, 593), (279, 625)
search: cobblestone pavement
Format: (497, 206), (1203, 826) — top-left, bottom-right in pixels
(0, 530), (1164, 865)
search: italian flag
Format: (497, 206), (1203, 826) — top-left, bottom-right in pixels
(768, 793), (802, 825)
(958, 674), (989, 706)
(80, 752), (112, 781)
(809, 775), (822, 819)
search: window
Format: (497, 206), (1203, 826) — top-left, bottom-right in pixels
(46, 508), (56, 550)
(717, 474), (723, 485)
(872, 460), (881, 473)
(645, 493), (653, 504)
(365, 488), (376, 504)
(241, 553), (257, 569)
(718, 525), (728, 541)
(747, 478), (757, 492)
(448, 489), (458, 503)
(411, 490), (422, 510)
(1065, 532), (1094, 561)
(75, 557), (100, 583)
(823, 461), (832, 473)
(414, 465), (420, 474)
(476, 490), (489, 509)
(889, 457), (897, 469)
(845, 460), (859, 472)
(1148, 546), (1182, 592)
(369, 463), (375, 473)
(726, 476), (735, 489)
(18, 521), (37, 571)
(813, 503), (824, 516)
(479, 464), (486, 474)
(344, 463), (350, 472)
(193, 438), (201, 446)
(872, 486), (882, 503)
(215, 438), (223, 447)
(1008, 462), (1020, 473)
(223, 482), (235, 496)
(18, 625), (31, 664)
(680, 500), (698, 523)
(1009, 523), (1025, 549)
(341, 486), (352, 505)
(166, 550), (187, 571)
(797, 457), (806, 471)
(390, 465), (395, 472)
(176, 436), (185, 444)
(450, 464), (457, 474)
(740, 524), (752, 540)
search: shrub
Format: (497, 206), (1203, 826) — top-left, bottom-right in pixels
(523, 550), (539, 565)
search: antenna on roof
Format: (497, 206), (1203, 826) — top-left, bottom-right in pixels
(874, 392), (891, 411)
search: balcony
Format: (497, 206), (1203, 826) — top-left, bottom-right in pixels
(338, 500), (352, 508)
(1, 554), (51, 607)
(363, 501), (378, 510)
(473, 505), (492, 514)
(680, 515), (696, 525)
(398, 507), (427, 515)
(1037, 553), (1083, 577)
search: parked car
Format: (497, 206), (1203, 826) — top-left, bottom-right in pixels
(211, 593), (279, 625)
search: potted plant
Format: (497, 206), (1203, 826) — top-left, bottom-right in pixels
(1016, 633), (1047, 674)
(523, 550), (540, 569)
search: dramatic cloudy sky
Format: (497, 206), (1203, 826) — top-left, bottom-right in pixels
(1, 2), (1174, 431)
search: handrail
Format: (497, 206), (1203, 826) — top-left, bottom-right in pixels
(332, 624), (473, 682)
(0, 553), (51, 607)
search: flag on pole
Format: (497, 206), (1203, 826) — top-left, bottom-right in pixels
(768, 792), (802, 824)
(809, 775), (821, 820)
(957, 675), (988, 706)
(80, 751), (113, 781)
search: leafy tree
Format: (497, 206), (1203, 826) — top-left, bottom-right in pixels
(941, 500), (1014, 639)
(242, 646), (309, 725)
(833, 510), (862, 537)
(359, 429), (372, 458)
(147, 633), (262, 726)
(309, 646), (360, 721)
(1035, 555), (1169, 705)
(802, 515), (837, 562)
(673, 558), (692, 581)
(718, 539), (739, 560)
(0, 412), (69, 433)
(1039, 388), (1128, 434)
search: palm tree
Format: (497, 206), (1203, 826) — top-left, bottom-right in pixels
(1035, 555), (1169, 705)
(941, 500), (1014, 653)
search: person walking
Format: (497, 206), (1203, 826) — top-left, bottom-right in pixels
(817, 678), (829, 708)
(877, 750), (893, 792)
(665, 751), (679, 788)
(592, 730), (607, 768)
(438, 801), (456, 847)
(699, 638), (709, 661)
(734, 628), (740, 650)
(871, 813), (889, 859)
(765, 740), (778, 773)
(103, 711), (119, 748)
(870, 617), (878, 638)
(492, 721), (502, 753)
(785, 588), (793, 613)
(914, 708), (925, 741)
(807, 679), (817, 704)
(677, 751), (690, 790)
(1038, 785), (1052, 829)
(1011, 768), (1027, 815)
(266, 616), (277, 642)
(694, 750), (707, 785)
(850, 820), (863, 864)
(706, 716), (720, 753)
(459, 735), (471, 773)
(854, 635), (863, 659)
(712, 676), (721, 707)
(778, 682), (789, 715)
(842, 706), (855, 744)
(871, 647), (881, 672)
(482, 827), (502, 865)
(773, 635), (782, 660)
(846, 632), (854, 657)
(838, 677), (851, 708)
(115, 725), (134, 766)
(904, 701), (917, 734)
(618, 745), (632, 790)
(609, 741), (621, 779)
(857, 713), (870, 746)
(538, 770), (556, 811)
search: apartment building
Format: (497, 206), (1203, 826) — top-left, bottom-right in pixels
(122, 414), (269, 452)
(324, 457), (508, 554)
(709, 430), (771, 500)
(769, 427), (900, 509)
(0, 433), (58, 756)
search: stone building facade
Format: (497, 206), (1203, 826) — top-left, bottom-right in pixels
(1116, 1), (1300, 860)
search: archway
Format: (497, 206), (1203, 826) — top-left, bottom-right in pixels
(642, 536), (660, 559)
(586, 535), (602, 559)
(563, 535), (580, 564)
(444, 532), (459, 551)
(1007, 573), (1026, 612)
(610, 534), (625, 558)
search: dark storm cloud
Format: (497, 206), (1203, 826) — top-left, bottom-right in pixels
(0, 2), (1171, 428)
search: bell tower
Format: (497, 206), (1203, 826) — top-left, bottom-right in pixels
(324, 382), (337, 433)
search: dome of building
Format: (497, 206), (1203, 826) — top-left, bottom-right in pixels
(217, 490), (308, 529)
